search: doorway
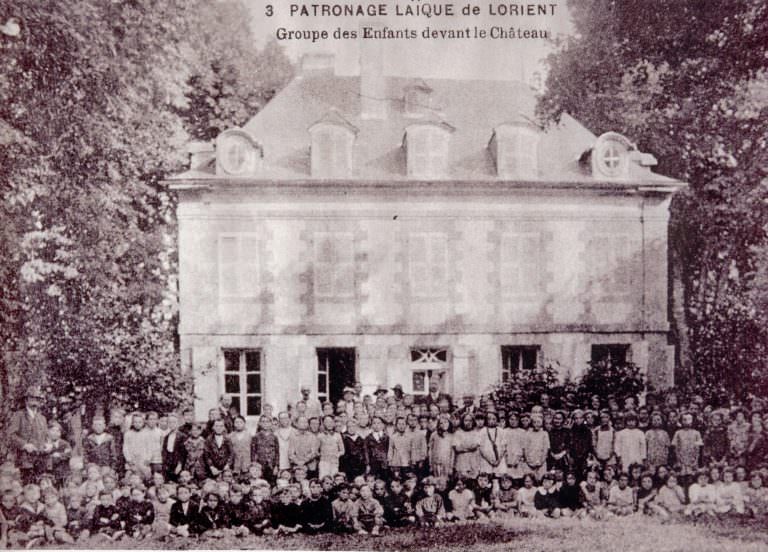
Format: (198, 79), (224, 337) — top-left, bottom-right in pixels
(316, 348), (356, 406)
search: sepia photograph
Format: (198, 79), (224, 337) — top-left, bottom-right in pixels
(0, 0), (767, 550)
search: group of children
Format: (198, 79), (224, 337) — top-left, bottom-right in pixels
(1, 387), (768, 546)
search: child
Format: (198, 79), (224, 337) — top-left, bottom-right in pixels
(47, 423), (72, 487)
(152, 484), (175, 539)
(558, 472), (583, 517)
(354, 484), (384, 535)
(317, 415), (345, 479)
(473, 472), (494, 519)
(169, 485), (197, 537)
(224, 484), (252, 537)
(84, 416), (116, 470)
(247, 481), (272, 535)
(252, 416), (280, 483)
(182, 423), (207, 482)
(364, 417), (390, 480)
(672, 412), (704, 488)
(124, 486), (155, 539)
(90, 490), (125, 541)
(645, 412), (671, 471)
(17, 483), (47, 546)
(655, 472), (686, 519)
(415, 477), (445, 527)
(636, 474), (661, 516)
(387, 417), (413, 481)
(579, 470), (607, 520)
(494, 474), (517, 516)
(203, 419), (233, 479)
(744, 471), (768, 517)
(448, 478), (476, 521)
(331, 484), (357, 533)
(534, 473), (562, 518)
(195, 492), (227, 537)
(614, 413), (646, 473)
(229, 416), (252, 478)
(715, 468), (745, 515)
(41, 487), (74, 544)
(516, 474), (538, 517)
(0, 490), (24, 548)
(685, 470), (717, 518)
(382, 479), (414, 527)
(301, 478), (333, 534)
(607, 473), (635, 516)
(270, 487), (303, 534)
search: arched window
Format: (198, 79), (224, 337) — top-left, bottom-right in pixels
(309, 110), (358, 178)
(405, 122), (454, 178)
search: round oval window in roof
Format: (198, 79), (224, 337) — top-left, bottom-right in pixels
(594, 137), (627, 178)
(219, 133), (256, 175)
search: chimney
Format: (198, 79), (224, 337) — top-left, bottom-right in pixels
(359, 22), (386, 119)
(300, 53), (335, 76)
(187, 141), (215, 170)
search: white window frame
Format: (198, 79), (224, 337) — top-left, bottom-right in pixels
(311, 126), (352, 178)
(410, 347), (449, 396)
(500, 232), (543, 297)
(408, 232), (449, 298)
(407, 126), (449, 178)
(497, 127), (538, 179)
(313, 232), (355, 299)
(591, 233), (632, 295)
(218, 233), (260, 299)
(221, 349), (263, 418)
(500, 345), (540, 383)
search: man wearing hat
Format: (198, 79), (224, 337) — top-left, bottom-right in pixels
(391, 384), (404, 402)
(8, 385), (50, 483)
(421, 380), (453, 411)
(297, 385), (322, 419)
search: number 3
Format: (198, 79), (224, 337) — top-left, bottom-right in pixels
(265, 5), (273, 16)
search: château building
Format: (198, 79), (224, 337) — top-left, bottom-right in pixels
(168, 52), (685, 422)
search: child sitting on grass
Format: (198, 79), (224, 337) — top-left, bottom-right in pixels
(685, 470), (717, 518)
(449, 478), (477, 521)
(534, 473), (562, 518)
(41, 487), (74, 545)
(655, 472), (686, 520)
(415, 477), (446, 527)
(354, 484), (384, 535)
(607, 473), (635, 516)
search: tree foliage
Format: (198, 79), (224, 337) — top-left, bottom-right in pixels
(539, 0), (768, 399)
(0, 1), (292, 420)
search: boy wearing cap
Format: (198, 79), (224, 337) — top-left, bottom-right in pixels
(415, 477), (445, 527)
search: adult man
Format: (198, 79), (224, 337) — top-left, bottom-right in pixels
(298, 385), (322, 419)
(217, 395), (234, 432)
(8, 386), (50, 483)
(162, 413), (186, 482)
(422, 380), (453, 411)
(123, 412), (153, 479)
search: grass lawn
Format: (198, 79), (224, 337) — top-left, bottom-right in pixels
(52, 516), (768, 551)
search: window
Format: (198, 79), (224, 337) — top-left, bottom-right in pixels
(500, 233), (542, 295)
(311, 126), (353, 178)
(501, 346), (539, 383)
(406, 125), (451, 178)
(493, 125), (539, 179)
(216, 129), (261, 176)
(409, 232), (448, 298)
(591, 132), (631, 179)
(410, 347), (448, 395)
(590, 234), (631, 295)
(218, 234), (259, 298)
(222, 349), (262, 416)
(591, 344), (630, 366)
(314, 232), (355, 298)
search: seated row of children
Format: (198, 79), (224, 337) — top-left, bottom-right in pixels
(3, 456), (767, 546)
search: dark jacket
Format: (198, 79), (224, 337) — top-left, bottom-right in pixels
(84, 433), (117, 469)
(203, 435), (233, 476)
(341, 434), (367, 478)
(169, 501), (197, 529)
(364, 432), (389, 475)
(7, 409), (48, 469)
(162, 430), (187, 478)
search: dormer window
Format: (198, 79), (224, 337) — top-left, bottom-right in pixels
(404, 122), (454, 179)
(592, 132), (632, 179)
(216, 128), (262, 176)
(404, 79), (433, 118)
(489, 121), (540, 179)
(309, 110), (358, 178)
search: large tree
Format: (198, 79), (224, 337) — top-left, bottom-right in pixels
(0, 0), (292, 422)
(539, 0), (768, 399)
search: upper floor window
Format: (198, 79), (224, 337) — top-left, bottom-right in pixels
(405, 123), (454, 179)
(218, 234), (259, 299)
(590, 233), (631, 295)
(409, 232), (448, 298)
(591, 132), (633, 179)
(222, 349), (262, 417)
(490, 123), (539, 179)
(216, 128), (262, 176)
(314, 232), (355, 299)
(500, 233), (543, 296)
(309, 111), (358, 178)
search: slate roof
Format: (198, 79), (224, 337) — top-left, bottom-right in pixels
(170, 73), (681, 185)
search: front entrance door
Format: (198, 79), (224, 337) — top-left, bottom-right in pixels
(316, 348), (356, 406)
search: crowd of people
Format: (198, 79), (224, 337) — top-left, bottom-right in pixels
(2, 379), (768, 547)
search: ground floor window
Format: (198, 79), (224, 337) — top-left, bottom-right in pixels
(500, 345), (539, 382)
(410, 347), (448, 395)
(591, 343), (630, 365)
(316, 348), (356, 405)
(222, 349), (262, 416)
